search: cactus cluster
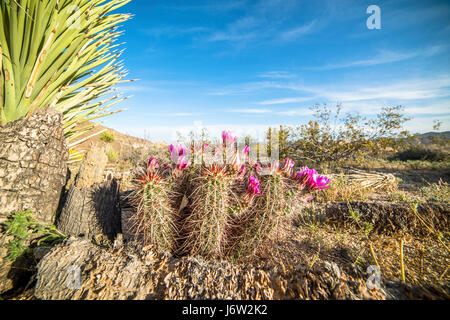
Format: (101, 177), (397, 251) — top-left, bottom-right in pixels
(130, 131), (330, 260)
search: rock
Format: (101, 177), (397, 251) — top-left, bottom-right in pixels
(34, 238), (388, 300)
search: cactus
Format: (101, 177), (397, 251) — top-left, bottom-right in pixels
(129, 137), (331, 262)
(182, 164), (235, 258)
(129, 158), (179, 253)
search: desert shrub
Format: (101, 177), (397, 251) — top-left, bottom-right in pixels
(129, 131), (331, 261)
(386, 191), (408, 202)
(100, 131), (115, 143)
(106, 146), (119, 163)
(1, 210), (67, 261)
(420, 180), (449, 202)
(315, 170), (398, 203)
(314, 173), (371, 202)
(287, 104), (410, 165)
(391, 146), (448, 162)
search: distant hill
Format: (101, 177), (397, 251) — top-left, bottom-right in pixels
(415, 131), (450, 145)
(71, 122), (168, 168)
(74, 122), (154, 154)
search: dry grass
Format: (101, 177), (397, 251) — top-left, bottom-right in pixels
(257, 203), (449, 289)
(314, 173), (375, 202)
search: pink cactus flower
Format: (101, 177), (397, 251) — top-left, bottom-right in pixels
(230, 151), (241, 171)
(269, 160), (280, 175)
(254, 162), (262, 175)
(241, 145), (250, 162)
(147, 156), (159, 170)
(310, 174), (331, 190)
(222, 130), (238, 146)
(169, 144), (190, 171)
(282, 158), (295, 175)
(177, 157), (189, 171)
(245, 174), (262, 202)
(238, 164), (247, 181)
(294, 166), (330, 190)
(301, 196), (314, 203)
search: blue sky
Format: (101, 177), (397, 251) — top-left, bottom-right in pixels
(103, 0), (450, 142)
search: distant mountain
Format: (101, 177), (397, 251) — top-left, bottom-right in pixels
(415, 131), (450, 145)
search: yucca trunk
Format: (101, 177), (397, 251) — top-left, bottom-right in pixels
(55, 145), (122, 242)
(0, 108), (67, 223)
(0, 107), (68, 294)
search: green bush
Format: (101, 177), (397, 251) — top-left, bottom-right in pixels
(391, 146), (448, 162)
(287, 104), (410, 165)
(1, 210), (67, 261)
(100, 131), (116, 143)
(106, 147), (119, 162)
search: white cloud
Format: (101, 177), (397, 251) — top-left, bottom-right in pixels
(404, 115), (450, 133)
(321, 77), (450, 102)
(257, 97), (315, 105)
(207, 16), (260, 42)
(228, 108), (273, 113)
(280, 20), (317, 41)
(307, 45), (446, 70)
(143, 26), (210, 38)
(113, 123), (287, 143)
(276, 108), (315, 116)
(258, 71), (297, 79)
(166, 113), (201, 117)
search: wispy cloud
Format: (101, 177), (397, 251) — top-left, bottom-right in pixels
(165, 113), (203, 117)
(204, 1), (317, 46)
(307, 45), (446, 70)
(206, 16), (260, 42)
(258, 71), (297, 79)
(320, 77), (450, 102)
(257, 97), (315, 105)
(280, 20), (317, 41)
(228, 108), (273, 114)
(164, 1), (247, 13)
(208, 81), (287, 96)
(276, 108), (315, 116)
(143, 26), (210, 38)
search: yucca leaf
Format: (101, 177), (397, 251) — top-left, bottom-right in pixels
(1, 0), (133, 158)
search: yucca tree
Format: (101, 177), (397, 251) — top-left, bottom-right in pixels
(0, 0), (133, 160)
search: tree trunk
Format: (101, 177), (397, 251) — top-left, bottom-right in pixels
(119, 190), (136, 242)
(56, 178), (122, 242)
(0, 108), (68, 294)
(55, 145), (121, 242)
